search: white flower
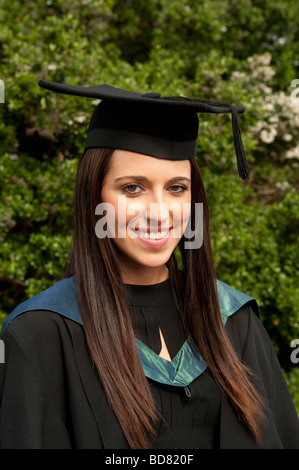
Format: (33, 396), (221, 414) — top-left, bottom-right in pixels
(260, 128), (277, 143)
(285, 146), (299, 160)
(247, 52), (272, 67)
(74, 115), (87, 123)
(231, 71), (246, 82)
(276, 181), (291, 191)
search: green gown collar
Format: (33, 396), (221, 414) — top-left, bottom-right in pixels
(136, 336), (206, 387)
(135, 280), (259, 387)
(2, 276), (259, 387)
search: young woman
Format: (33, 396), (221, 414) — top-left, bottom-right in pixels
(0, 81), (298, 449)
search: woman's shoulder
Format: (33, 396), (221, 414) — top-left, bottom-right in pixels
(225, 300), (273, 362)
(216, 279), (259, 323)
(1, 276), (82, 333)
(0, 309), (75, 352)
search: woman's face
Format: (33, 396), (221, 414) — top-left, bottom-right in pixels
(100, 150), (191, 284)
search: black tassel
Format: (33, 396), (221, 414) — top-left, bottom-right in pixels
(230, 105), (250, 180)
(186, 98), (250, 180)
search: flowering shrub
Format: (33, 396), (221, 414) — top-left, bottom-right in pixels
(0, 0), (298, 403)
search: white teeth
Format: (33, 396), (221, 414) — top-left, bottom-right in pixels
(138, 230), (168, 240)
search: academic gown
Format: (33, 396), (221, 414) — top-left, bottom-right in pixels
(0, 276), (299, 449)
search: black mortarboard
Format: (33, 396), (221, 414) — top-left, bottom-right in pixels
(38, 80), (249, 179)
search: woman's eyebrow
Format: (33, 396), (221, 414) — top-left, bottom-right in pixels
(168, 177), (191, 183)
(114, 176), (191, 183)
(114, 175), (148, 183)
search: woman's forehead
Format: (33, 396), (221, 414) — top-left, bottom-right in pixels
(107, 150), (191, 179)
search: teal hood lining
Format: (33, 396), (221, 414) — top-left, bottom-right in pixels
(2, 276), (258, 386)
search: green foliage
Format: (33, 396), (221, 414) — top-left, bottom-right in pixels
(0, 0), (298, 406)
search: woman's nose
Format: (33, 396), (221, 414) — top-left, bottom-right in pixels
(147, 201), (170, 231)
(127, 191), (172, 232)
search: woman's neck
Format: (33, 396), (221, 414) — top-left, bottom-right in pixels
(120, 263), (169, 285)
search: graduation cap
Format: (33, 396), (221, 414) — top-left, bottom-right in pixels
(38, 80), (249, 179)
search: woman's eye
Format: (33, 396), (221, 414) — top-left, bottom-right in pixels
(168, 184), (187, 193)
(122, 184), (143, 195)
(121, 183), (188, 195)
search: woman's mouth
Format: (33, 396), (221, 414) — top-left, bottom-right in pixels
(138, 229), (169, 240)
(133, 228), (172, 247)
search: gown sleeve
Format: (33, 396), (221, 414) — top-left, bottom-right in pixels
(0, 315), (73, 449)
(226, 304), (299, 449)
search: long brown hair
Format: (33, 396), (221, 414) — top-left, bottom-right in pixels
(66, 148), (264, 448)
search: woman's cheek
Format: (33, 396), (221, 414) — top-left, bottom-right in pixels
(169, 201), (191, 240)
(125, 201), (148, 237)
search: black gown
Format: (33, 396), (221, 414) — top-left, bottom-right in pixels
(0, 278), (299, 449)
(127, 279), (221, 449)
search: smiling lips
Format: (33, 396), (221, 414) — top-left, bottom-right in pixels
(138, 229), (169, 240)
(134, 228), (172, 247)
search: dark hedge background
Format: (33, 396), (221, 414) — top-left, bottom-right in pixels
(0, 0), (298, 408)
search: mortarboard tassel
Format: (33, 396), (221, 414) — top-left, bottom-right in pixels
(186, 98), (250, 180)
(230, 105), (250, 180)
